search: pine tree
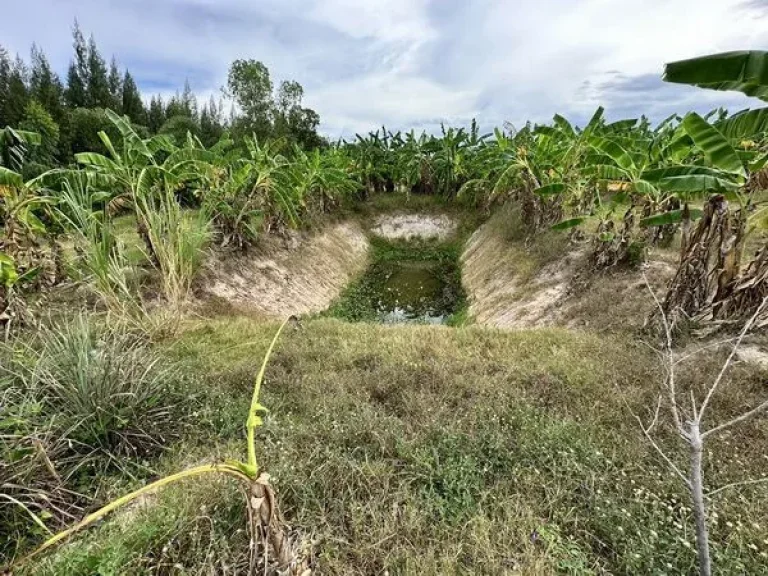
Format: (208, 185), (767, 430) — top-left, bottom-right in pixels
(165, 93), (185, 119)
(29, 44), (65, 124)
(108, 57), (123, 113)
(4, 56), (30, 127)
(200, 95), (223, 146)
(0, 45), (11, 127)
(148, 94), (166, 133)
(181, 79), (198, 119)
(65, 20), (88, 108)
(121, 71), (146, 125)
(86, 35), (110, 108)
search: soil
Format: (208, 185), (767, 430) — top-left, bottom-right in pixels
(371, 213), (457, 241)
(461, 214), (678, 330)
(737, 345), (768, 368)
(461, 220), (582, 328)
(201, 222), (369, 318)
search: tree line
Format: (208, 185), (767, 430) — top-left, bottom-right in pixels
(0, 21), (324, 177)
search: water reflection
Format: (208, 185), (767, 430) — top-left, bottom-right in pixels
(374, 261), (454, 324)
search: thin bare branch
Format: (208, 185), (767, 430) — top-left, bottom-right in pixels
(703, 398), (768, 439)
(645, 395), (663, 434)
(644, 273), (685, 435)
(690, 389), (698, 422)
(617, 376), (691, 489)
(698, 297), (768, 425)
(632, 412), (692, 489)
(672, 334), (746, 366)
(707, 476), (768, 498)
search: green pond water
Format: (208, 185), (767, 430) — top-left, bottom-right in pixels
(376, 260), (455, 324)
(326, 238), (464, 325)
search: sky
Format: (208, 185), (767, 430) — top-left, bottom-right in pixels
(2, 0), (768, 138)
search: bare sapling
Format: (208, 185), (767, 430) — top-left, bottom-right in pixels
(5, 318), (309, 576)
(630, 280), (768, 576)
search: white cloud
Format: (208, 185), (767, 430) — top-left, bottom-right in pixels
(2, 0), (766, 136)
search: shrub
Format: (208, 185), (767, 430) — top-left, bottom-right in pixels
(24, 315), (181, 456)
(0, 314), (191, 561)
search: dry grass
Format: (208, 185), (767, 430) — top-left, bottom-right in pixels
(25, 316), (768, 574)
(12, 196), (768, 575)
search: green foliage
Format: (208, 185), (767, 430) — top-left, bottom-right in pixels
(0, 315), (193, 559)
(158, 114), (199, 145)
(2, 56), (30, 128)
(61, 107), (119, 158)
(28, 45), (64, 125)
(326, 236), (466, 323)
(9, 315), (183, 456)
(227, 59), (273, 140)
(120, 72), (145, 126)
(134, 186), (211, 309)
(664, 51), (768, 102)
(0, 127), (40, 170)
(20, 100), (59, 164)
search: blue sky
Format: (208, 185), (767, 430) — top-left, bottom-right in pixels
(2, 0), (768, 138)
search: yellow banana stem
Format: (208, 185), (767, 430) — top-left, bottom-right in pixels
(247, 318), (290, 472)
(17, 463), (248, 565)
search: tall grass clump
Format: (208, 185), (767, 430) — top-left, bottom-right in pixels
(56, 173), (145, 322)
(5, 319), (310, 575)
(0, 314), (191, 562)
(135, 185), (211, 312)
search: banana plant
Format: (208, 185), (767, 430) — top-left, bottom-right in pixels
(0, 127), (41, 172)
(0, 167), (53, 247)
(8, 319), (303, 573)
(289, 146), (358, 214)
(654, 51), (768, 345)
(0, 251), (41, 339)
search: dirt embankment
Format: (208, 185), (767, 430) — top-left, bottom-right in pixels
(461, 210), (677, 331)
(461, 220), (581, 329)
(202, 222), (369, 317)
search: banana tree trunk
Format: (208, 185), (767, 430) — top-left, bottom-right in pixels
(643, 197), (680, 247)
(715, 242), (768, 327)
(519, 174), (563, 234)
(248, 473), (310, 575)
(591, 206), (636, 269)
(658, 195), (745, 326)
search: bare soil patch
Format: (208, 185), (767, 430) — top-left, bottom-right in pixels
(461, 210), (677, 331)
(371, 213), (457, 241)
(201, 222), (369, 317)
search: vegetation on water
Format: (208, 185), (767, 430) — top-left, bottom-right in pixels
(2, 40), (768, 575)
(325, 236), (466, 325)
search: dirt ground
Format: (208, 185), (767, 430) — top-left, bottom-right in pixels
(201, 222), (369, 317)
(371, 213), (457, 241)
(460, 209), (677, 331)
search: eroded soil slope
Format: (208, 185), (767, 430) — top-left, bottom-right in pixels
(461, 208), (676, 331)
(202, 222), (369, 317)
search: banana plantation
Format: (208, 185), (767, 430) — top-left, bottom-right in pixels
(2, 48), (768, 576)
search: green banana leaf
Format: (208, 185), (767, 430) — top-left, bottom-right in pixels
(664, 51), (768, 102)
(682, 113), (744, 175)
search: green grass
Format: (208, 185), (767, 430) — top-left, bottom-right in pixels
(18, 317), (768, 575)
(324, 236), (466, 323)
(7, 195), (768, 575)
(110, 214), (145, 266)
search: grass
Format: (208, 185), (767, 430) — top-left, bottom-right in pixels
(486, 204), (571, 285)
(0, 315), (199, 562)
(15, 317), (768, 575)
(6, 193), (768, 574)
(324, 236), (466, 324)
